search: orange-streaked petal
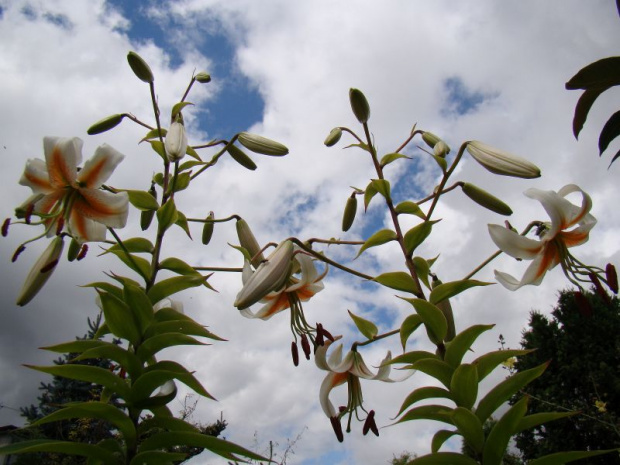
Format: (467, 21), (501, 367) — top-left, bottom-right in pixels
(78, 144), (125, 189)
(68, 210), (107, 243)
(44, 137), (81, 188)
(19, 158), (54, 194)
(488, 224), (544, 259)
(319, 371), (348, 418)
(73, 189), (129, 228)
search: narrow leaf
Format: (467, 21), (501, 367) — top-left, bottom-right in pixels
(395, 201), (426, 219)
(380, 152), (411, 167)
(396, 386), (452, 417)
(565, 56), (620, 90)
(432, 430), (459, 453)
(572, 88), (605, 138)
(147, 275), (209, 304)
(404, 221), (435, 255)
(408, 452), (480, 465)
(355, 229), (397, 258)
(429, 279), (492, 305)
(364, 181), (378, 211)
(400, 314), (423, 350)
(450, 364), (478, 409)
(348, 310), (378, 340)
(444, 324), (495, 368)
(599, 110), (620, 154)
(473, 349), (533, 381)
(374, 271), (419, 294)
(451, 407), (484, 454)
(483, 396), (529, 465)
(528, 449), (617, 465)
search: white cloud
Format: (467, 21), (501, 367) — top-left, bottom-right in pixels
(0, 1), (618, 464)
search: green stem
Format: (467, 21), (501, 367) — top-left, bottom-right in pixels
(354, 329), (399, 348)
(107, 228), (150, 283)
(291, 239), (373, 281)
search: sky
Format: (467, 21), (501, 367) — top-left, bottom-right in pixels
(0, 1), (619, 464)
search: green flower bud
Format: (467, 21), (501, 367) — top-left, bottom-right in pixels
(195, 72), (211, 83)
(67, 237), (81, 262)
(342, 194), (357, 232)
(461, 182), (513, 216)
(237, 132), (289, 156)
(349, 88), (370, 124)
(202, 212), (215, 245)
(87, 114), (125, 135)
(127, 51), (154, 83)
(466, 141), (541, 179)
(324, 128), (343, 147)
(236, 218), (265, 267)
(421, 131), (441, 149)
(16, 236), (64, 306)
(227, 145), (257, 170)
(433, 140), (450, 158)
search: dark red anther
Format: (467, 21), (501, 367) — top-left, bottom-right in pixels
(77, 244), (88, 261)
(590, 272), (611, 305)
(315, 323), (325, 347)
(25, 203), (34, 224)
(12, 245), (25, 262)
(606, 263), (618, 294)
(2, 218), (10, 237)
(573, 291), (593, 318)
(330, 416), (344, 443)
(363, 410), (377, 436)
(40, 259), (59, 273)
(300, 334), (311, 360)
(55, 217), (65, 236)
(322, 326), (335, 342)
(291, 341), (299, 366)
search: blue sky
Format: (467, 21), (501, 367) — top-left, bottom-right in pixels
(0, 1), (619, 464)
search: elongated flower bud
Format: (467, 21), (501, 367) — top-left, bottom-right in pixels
(236, 219), (265, 267)
(234, 240), (294, 309)
(461, 183), (513, 216)
(422, 131), (441, 149)
(433, 140), (450, 158)
(237, 132), (289, 156)
(349, 88), (370, 124)
(87, 114), (125, 135)
(466, 141), (541, 179)
(227, 145), (257, 170)
(324, 128), (342, 147)
(16, 236), (64, 306)
(202, 212), (215, 245)
(67, 237), (81, 262)
(127, 51), (154, 83)
(165, 121), (188, 162)
(195, 72), (211, 83)
(342, 194), (357, 232)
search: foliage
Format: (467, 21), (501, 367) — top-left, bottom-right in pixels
(511, 290), (620, 464)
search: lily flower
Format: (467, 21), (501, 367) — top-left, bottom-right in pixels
(488, 184), (597, 290)
(164, 121), (188, 162)
(315, 337), (408, 441)
(16, 236), (64, 306)
(19, 137), (128, 243)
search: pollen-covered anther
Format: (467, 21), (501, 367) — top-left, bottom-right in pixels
(77, 244), (89, 261)
(2, 218), (10, 237)
(12, 245), (25, 262)
(315, 323), (325, 347)
(362, 410), (379, 436)
(330, 416), (344, 443)
(301, 334), (311, 360)
(589, 272), (611, 305)
(291, 341), (299, 367)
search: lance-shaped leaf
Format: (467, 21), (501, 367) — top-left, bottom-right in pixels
(107, 249), (152, 280)
(157, 198), (179, 233)
(0, 440), (118, 464)
(572, 88), (605, 138)
(171, 101), (194, 118)
(147, 274), (210, 304)
(138, 416), (200, 435)
(374, 271), (419, 294)
(370, 179), (391, 201)
(380, 152), (411, 167)
(444, 324), (495, 368)
(159, 257), (200, 276)
(432, 430), (459, 453)
(599, 110), (620, 155)
(475, 362), (548, 423)
(174, 210), (192, 239)
(389, 350), (439, 366)
(140, 128), (167, 142)
(528, 449), (617, 465)
(396, 404), (455, 426)
(451, 407), (484, 455)
(395, 201), (426, 219)
(41, 339), (107, 355)
(409, 358), (453, 389)
(515, 411), (577, 435)
(404, 221), (436, 255)
(412, 256), (432, 289)
(364, 181), (378, 211)
(450, 364), (478, 409)
(137, 333), (207, 361)
(98, 291), (141, 345)
(104, 237), (154, 254)
(144, 319), (224, 341)
(130, 360), (214, 402)
(33, 402), (137, 451)
(429, 279), (492, 305)
(407, 452), (480, 465)
(348, 310), (378, 340)
(565, 56), (620, 90)
(483, 396), (528, 465)
(172, 172), (191, 193)
(124, 283), (154, 335)
(400, 313), (423, 350)
(126, 189), (160, 211)
(396, 386), (452, 417)
(74, 342), (142, 379)
(149, 140), (167, 161)
(356, 229), (397, 258)
(402, 298), (448, 345)
(26, 364), (130, 399)
(473, 349), (533, 381)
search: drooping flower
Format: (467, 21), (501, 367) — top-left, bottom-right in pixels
(18, 137), (128, 243)
(16, 236), (64, 306)
(489, 184), (597, 291)
(315, 337), (409, 441)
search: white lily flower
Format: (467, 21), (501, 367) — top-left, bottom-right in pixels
(489, 184), (596, 290)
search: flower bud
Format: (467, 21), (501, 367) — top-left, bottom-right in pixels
(461, 182), (513, 216)
(67, 237), (81, 262)
(195, 72), (211, 83)
(237, 132), (289, 156)
(87, 114), (125, 135)
(227, 145), (257, 170)
(16, 236), (64, 306)
(349, 88), (370, 124)
(127, 51), (154, 83)
(165, 121), (188, 162)
(202, 212), (215, 245)
(236, 219), (265, 268)
(433, 140), (450, 158)
(234, 240), (294, 309)
(342, 194), (357, 232)
(466, 141), (541, 179)
(324, 128), (343, 147)
(422, 131), (441, 148)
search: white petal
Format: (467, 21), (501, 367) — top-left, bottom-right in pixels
(319, 372), (341, 417)
(488, 224), (543, 259)
(78, 144), (125, 189)
(44, 137), (82, 188)
(19, 159), (54, 194)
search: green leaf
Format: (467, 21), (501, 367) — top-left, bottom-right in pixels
(26, 364), (130, 399)
(137, 333), (207, 361)
(130, 451), (188, 465)
(186, 145), (201, 161)
(126, 189), (160, 211)
(159, 257), (200, 276)
(396, 386), (452, 417)
(374, 271), (419, 294)
(41, 339), (107, 354)
(175, 210), (193, 239)
(475, 362), (548, 423)
(395, 201), (426, 219)
(138, 416), (200, 435)
(370, 179), (391, 201)
(483, 396), (529, 465)
(515, 411), (578, 434)
(157, 199), (179, 232)
(432, 430), (459, 453)
(599, 110), (620, 155)
(400, 314), (423, 350)
(0, 440), (118, 464)
(147, 275), (209, 304)
(178, 159), (203, 172)
(144, 320), (225, 341)
(355, 229), (397, 258)
(172, 172), (191, 193)
(33, 402), (137, 451)
(572, 88), (605, 139)
(450, 364), (478, 409)
(131, 361), (215, 402)
(528, 449), (618, 465)
(123, 283), (155, 335)
(348, 310), (378, 340)
(396, 404), (455, 426)
(444, 324), (495, 368)
(451, 407), (484, 454)
(171, 101), (194, 118)
(389, 350), (439, 366)
(410, 358), (454, 388)
(402, 298), (448, 345)
(565, 56), (620, 90)
(227, 144), (257, 170)
(107, 249), (152, 280)
(98, 291), (141, 345)
(473, 349), (533, 381)
(74, 342), (142, 379)
(429, 279), (492, 305)
(408, 452), (480, 465)
(140, 128), (167, 142)
(104, 237), (154, 254)
(404, 221), (435, 255)
(380, 152), (411, 167)
(149, 140), (167, 161)
(363, 181), (378, 211)
(412, 256), (431, 289)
